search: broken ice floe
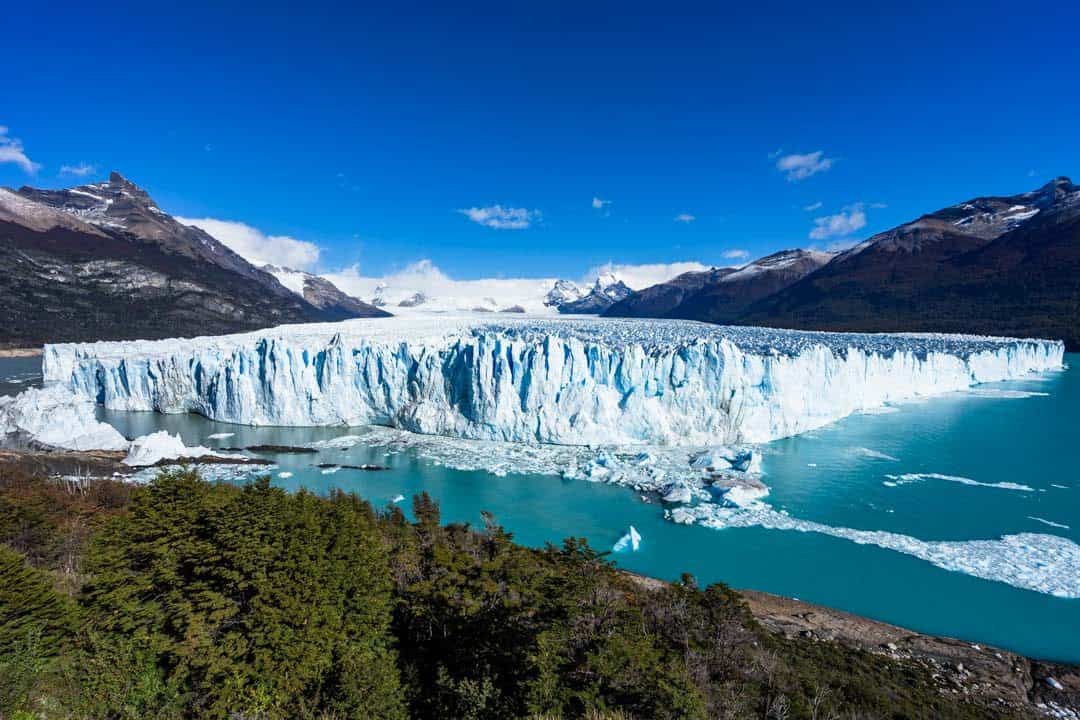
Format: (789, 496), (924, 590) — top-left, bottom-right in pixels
(883, 473), (1034, 492)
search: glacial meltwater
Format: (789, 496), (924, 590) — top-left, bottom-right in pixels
(2, 355), (1078, 662)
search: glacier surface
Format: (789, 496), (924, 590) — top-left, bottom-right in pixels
(43, 316), (1064, 446)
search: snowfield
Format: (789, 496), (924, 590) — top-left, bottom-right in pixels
(42, 315), (1065, 446)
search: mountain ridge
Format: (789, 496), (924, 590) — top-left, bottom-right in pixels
(609, 177), (1080, 349)
(0, 172), (386, 348)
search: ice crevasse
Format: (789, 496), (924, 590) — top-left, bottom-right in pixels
(42, 315), (1065, 447)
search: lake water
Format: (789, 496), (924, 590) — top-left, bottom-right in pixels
(3, 355), (1078, 662)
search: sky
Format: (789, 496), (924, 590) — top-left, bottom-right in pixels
(4, 0), (1079, 285)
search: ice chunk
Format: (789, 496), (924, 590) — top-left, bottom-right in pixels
(123, 430), (239, 466)
(661, 483), (693, 504)
(206, 432), (235, 440)
(721, 485), (770, 508)
(0, 385), (128, 451)
(612, 525), (641, 552)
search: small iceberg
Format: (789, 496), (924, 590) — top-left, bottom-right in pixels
(278, 471), (293, 479)
(206, 432), (235, 440)
(612, 525), (641, 553)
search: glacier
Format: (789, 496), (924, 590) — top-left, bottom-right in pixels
(42, 315), (1064, 446)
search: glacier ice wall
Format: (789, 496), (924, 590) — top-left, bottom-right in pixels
(42, 316), (1065, 446)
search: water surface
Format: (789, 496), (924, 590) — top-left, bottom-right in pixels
(2, 355), (1077, 661)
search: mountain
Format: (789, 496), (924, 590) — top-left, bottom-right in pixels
(666, 250), (835, 322)
(555, 273), (634, 314)
(601, 267), (736, 318)
(739, 177), (1080, 348)
(543, 279), (584, 308)
(0, 172), (385, 348)
(263, 265), (388, 321)
(605, 250), (833, 322)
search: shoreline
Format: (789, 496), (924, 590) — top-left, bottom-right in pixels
(623, 572), (1078, 716)
(0, 347), (43, 358)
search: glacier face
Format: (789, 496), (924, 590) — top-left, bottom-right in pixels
(42, 316), (1065, 446)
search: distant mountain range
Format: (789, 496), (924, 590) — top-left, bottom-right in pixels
(546, 273), (634, 313)
(0, 172), (385, 347)
(5, 173), (1077, 350)
(607, 177), (1080, 350)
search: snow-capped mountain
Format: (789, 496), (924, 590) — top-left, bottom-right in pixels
(543, 279), (584, 308)
(0, 172), (381, 347)
(555, 273), (634, 314)
(607, 177), (1080, 349)
(263, 265), (388, 320)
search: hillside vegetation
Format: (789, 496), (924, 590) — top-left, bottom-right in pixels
(0, 469), (1022, 719)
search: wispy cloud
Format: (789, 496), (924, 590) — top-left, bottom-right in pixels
(776, 150), (835, 182)
(0, 126), (41, 174)
(176, 217), (321, 270)
(809, 204), (867, 241)
(674, 213), (696, 223)
(591, 196), (611, 210)
(722, 249), (750, 260)
(802, 201), (823, 212)
(59, 162), (97, 177)
(458, 205), (540, 230)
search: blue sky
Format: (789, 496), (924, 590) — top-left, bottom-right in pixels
(4, 0), (1079, 281)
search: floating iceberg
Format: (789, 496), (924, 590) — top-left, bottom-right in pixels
(42, 315), (1065, 447)
(613, 526), (642, 552)
(122, 430), (240, 467)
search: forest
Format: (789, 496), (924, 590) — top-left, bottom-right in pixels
(0, 469), (1020, 720)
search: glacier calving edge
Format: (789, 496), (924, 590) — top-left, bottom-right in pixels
(42, 316), (1065, 446)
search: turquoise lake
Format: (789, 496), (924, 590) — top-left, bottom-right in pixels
(3, 355), (1078, 662)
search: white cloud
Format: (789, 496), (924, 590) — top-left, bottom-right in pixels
(802, 201), (823, 212)
(0, 126), (41, 174)
(722, 249), (750, 260)
(458, 205), (540, 230)
(809, 205), (867, 241)
(59, 162), (97, 177)
(322, 259), (712, 313)
(591, 196), (611, 210)
(176, 217), (321, 270)
(674, 213), (696, 223)
(776, 151), (834, 182)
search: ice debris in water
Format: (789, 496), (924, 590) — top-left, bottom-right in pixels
(883, 473), (1034, 492)
(613, 526), (642, 553)
(668, 501), (1080, 599)
(42, 315), (1064, 446)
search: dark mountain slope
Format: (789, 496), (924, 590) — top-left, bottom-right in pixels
(741, 177), (1080, 347)
(0, 173), (386, 347)
(262, 264), (388, 321)
(664, 250), (834, 323)
(603, 267), (737, 318)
